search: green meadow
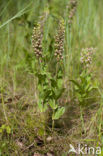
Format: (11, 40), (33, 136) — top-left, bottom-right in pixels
(0, 0), (103, 155)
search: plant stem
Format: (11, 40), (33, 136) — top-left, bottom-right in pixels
(41, 113), (46, 144)
(52, 119), (54, 132)
(52, 110), (55, 132)
(80, 106), (85, 134)
(1, 90), (8, 122)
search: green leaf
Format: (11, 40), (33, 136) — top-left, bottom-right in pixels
(57, 79), (63, 88)
(52, 107), (65, 120)
(43, 104), (48, 112)
(0, 128), (2, 133)
(70, 80), (82, 90)
(43, 89), (53, 100)
(49, 100), (58, 110)
(87, 86), (93, 92)
(76, 92), (82, 102)
(38, 99), (48, 112)
(93, 80), (99, 89)
(1, 125), (6, 129)
(51, 79), (57, 87)
(6, 126), (11, 134)
(84, 83), (91, 92)
(38, 85), (43, 92)
(55, 88), (65, 100)
(57, 70), (62, 78)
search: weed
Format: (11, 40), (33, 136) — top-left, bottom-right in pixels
(32, 20), (66, 132)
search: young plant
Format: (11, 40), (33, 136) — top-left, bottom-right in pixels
(71, 47), (97, 107)
(70, 47), (97, 132)
(71, 71), (95, 107)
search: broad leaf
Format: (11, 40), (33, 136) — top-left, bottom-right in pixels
(52, 107), (65, 120)
(38, 99), (48, 112)
(49, 100), (58, 110)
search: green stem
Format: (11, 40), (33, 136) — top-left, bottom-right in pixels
(43, 122), (46, 145)
(52, 110), (55, 132)
(41, 113), (46, 144)
(52, 119), (54, 132)
(1, 90), (8, 122)
(80, 106), (85, 134)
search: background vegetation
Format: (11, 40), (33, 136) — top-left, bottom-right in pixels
(0, 0), (103, 155)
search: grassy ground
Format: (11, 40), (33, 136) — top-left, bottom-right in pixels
(0, 0), (103, 155)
